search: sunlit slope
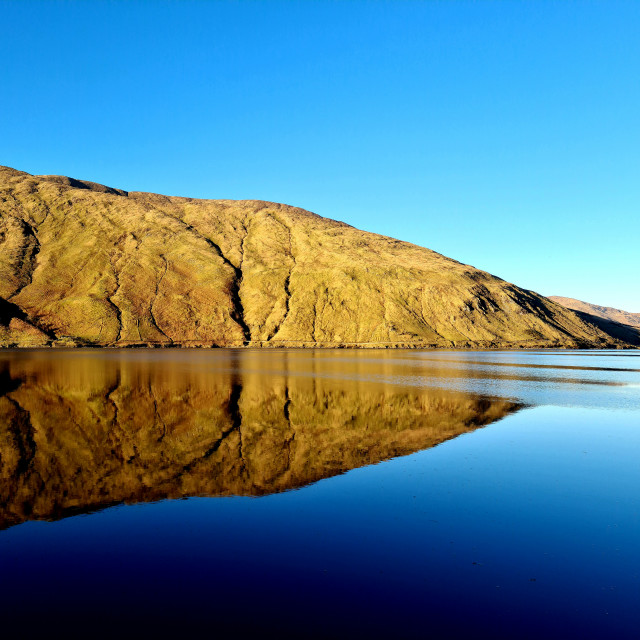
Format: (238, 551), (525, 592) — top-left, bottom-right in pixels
(0, 165), (627, 347)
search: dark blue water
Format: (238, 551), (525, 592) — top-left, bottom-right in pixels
(0, 349), (638, 638)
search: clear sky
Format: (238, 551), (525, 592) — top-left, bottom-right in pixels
(2, 0), (638, 311)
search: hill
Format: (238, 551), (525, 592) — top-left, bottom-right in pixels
(549, 297), (640, 329)
(0, 165), (637, 348)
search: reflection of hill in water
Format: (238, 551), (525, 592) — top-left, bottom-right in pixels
(0, 351), (523, 529)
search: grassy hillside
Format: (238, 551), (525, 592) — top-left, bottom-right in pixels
(0, 165), (635, 348)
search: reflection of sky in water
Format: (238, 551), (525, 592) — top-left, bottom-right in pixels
(171, 349), (640, 411)
(2, 402), (639, 638)
(402, 351), (640, 409)
(0, 349), (639, 637)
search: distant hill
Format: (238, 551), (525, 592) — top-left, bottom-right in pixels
(549, 297), (640, 329)
(0, 165), (638, 348)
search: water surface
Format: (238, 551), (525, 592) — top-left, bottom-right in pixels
(0, 349), (639, 638)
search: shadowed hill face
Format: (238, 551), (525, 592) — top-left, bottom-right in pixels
(550, 297), (640, 330)
(0, 165), (630, 348)
(0, 350), (524, 529)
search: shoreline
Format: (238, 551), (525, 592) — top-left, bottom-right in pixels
(2, 342), (637, 351)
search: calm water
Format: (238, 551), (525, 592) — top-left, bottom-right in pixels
(1, 349), (639, 638)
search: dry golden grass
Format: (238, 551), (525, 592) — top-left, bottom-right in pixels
(0, 165), (635, 348)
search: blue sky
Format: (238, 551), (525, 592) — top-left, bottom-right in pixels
(2, 0), (638, 311)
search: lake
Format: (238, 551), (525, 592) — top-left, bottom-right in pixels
(1, 348), (639, 638)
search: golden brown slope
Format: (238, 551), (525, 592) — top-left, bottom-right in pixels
(0, 165), (630, 348)
(549, 296), (640, 329)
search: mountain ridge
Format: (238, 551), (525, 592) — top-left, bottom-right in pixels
(549, 296), (640, 329)
(1, 165), (638, 349)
